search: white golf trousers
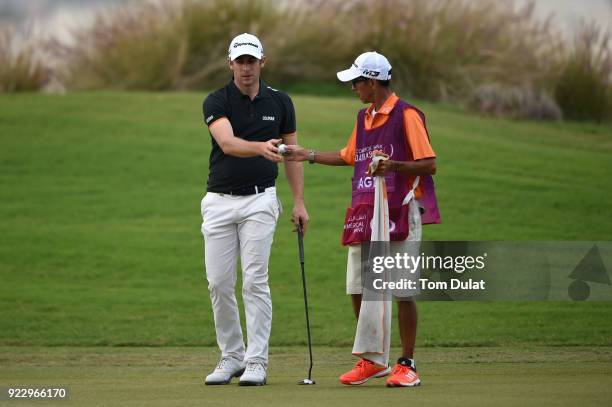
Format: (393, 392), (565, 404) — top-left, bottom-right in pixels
(201, 187), (280, 366)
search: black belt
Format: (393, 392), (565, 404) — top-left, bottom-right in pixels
(211, 181), (275, 196)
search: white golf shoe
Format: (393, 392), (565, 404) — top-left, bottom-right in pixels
(204, 357), (246, 385)
(238, 362), (267, 386)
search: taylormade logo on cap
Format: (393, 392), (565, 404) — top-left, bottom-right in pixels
(228, 33), (264, 61)
(337, 51), (392, 82)
(233, 42), (259, 48)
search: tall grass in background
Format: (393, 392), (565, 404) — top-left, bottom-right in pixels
(1, 0), (611, 121)
(554, 23), (612, 122)
(332, 0), (571, 120)
(62, 0), (563, 99)
(340, 1), (561, 99)
(58, 0), (352, 90)
(55, 2), (186, 90)
(0, 25), (50, 92)
(177, 0), (287, 89)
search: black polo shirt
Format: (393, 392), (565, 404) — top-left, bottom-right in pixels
(202, 79), (296, 193)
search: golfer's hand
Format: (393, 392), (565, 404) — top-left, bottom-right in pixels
(291, 203), (309, 235)
(283, 145), (309, 162)
(368, 159), (396, 176)
(260, 139), (283, 162)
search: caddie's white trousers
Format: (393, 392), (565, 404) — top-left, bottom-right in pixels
(201, 187), (280, 366)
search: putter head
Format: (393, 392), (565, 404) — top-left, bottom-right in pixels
(297, 378), (315, 385)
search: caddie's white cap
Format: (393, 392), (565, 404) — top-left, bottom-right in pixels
(337, 51), (392, 82)
(228, 33), (264, 61)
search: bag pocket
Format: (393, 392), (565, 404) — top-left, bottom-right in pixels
(341, 204), (373, 246)
(341, 204), (411, 245)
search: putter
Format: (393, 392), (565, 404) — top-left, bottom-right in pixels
(296, 223), (315, 385)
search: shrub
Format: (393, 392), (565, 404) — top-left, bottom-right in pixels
(256, 1), (358, 87)
(61, 2), (187, 90)
(469, 83), (562, 121)
(11, 0), (612, 123)
(176, 0), (288, 89)
(62, 0), (297, 90)
(0, 25), (50, 92)
(553, 23), (612, 122)
(334, 0), (561, 101)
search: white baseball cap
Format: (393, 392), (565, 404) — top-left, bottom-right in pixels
(228, 33), (264, 61)
(337, 51), (392, 82)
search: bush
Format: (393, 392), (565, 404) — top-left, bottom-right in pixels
(176, 0), (288, 89)
(0, 25), (50, 92)
(333, 0), (561, 101)
(61, 0), (355, 91)
(6, 0), (612, 123)
(60, 0), (564, 97)
(60, 2), (187, 90)
(469, 83), (562, 121)
(554, 23), (612, 122)
(255, 2), (358, 87)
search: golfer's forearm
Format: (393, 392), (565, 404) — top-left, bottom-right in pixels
(210, 119), (264, 158)
(311, 151), (348, 166)
(282, 132), (304, 202)
(284, 161), (304, 203)
(218, 138), (265, 158)
(390, 158), (436, 175)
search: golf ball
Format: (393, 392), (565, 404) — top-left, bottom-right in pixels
(278, 144), (288, 155)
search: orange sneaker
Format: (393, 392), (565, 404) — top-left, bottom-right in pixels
(339, 359), (391, 385)
(386, 358), (421, 387)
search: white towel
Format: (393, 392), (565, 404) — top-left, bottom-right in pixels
(352, 155), (392, 367)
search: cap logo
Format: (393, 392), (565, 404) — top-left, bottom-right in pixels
(234, 42), (259, 48)
(362, 69), (380, 77)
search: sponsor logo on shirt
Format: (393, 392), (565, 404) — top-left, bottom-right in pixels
(262, 115), (275, 121)
(205, 115), (214, 124)
(354, 144), (394, 163)
(357, 176), (374, 189)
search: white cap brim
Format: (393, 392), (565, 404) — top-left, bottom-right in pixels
(336, 66), (362, 82)
(229, 49), (263, 61)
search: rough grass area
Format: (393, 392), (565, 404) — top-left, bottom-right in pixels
(1, 346), (611, 407)
(1, 92), (611, 348)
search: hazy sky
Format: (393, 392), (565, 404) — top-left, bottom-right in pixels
(515, 0), (612, 32)
(1, 0), (611, 40)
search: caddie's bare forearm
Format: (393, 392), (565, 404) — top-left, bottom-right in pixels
(284, 145), (348, 166)
(282, 133), (310, 233)
(371, 157), (436, 177)
(209, 118), (282, 162)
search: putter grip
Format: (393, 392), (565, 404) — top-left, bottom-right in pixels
(297, 229), (305, 264)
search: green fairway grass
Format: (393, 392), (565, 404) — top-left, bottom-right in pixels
(1, 92), (611, 348)
(1, 346), (611, 406)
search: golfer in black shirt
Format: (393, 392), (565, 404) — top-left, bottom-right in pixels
(201, 33), (309, 386)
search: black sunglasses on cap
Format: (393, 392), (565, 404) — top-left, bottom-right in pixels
(351, 77), (369, 86)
